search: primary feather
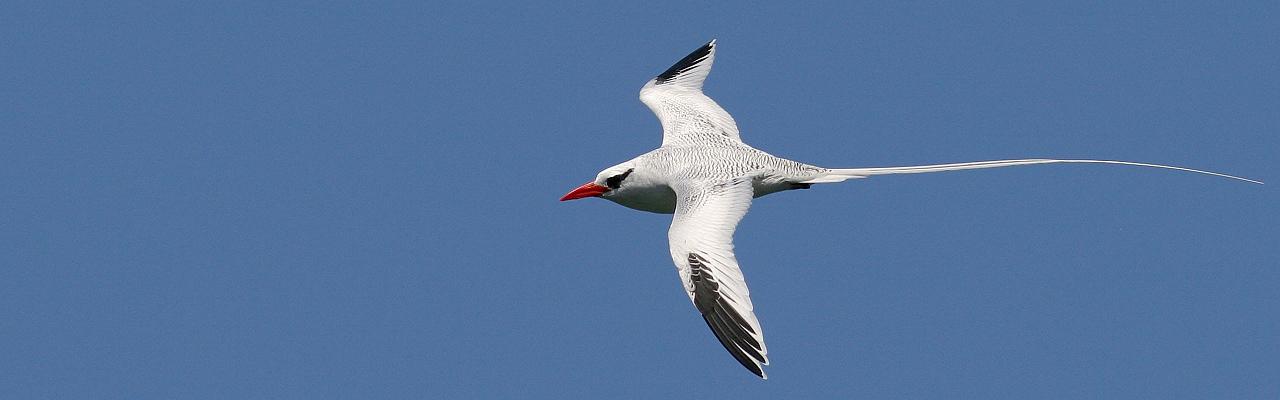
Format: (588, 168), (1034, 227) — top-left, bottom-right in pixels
(563, 39), (1260, 380)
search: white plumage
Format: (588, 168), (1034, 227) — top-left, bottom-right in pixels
(560, 39), (1259, 379)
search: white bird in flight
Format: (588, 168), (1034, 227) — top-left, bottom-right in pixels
(559, 39), (1260, 379)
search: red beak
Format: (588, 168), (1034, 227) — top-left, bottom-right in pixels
(560, 182), (610, 201)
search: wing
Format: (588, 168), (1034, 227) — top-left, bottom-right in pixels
(640, 39), (743, 146)
(668, 178), (769, 378)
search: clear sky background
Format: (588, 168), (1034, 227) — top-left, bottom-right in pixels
(2, 2), (1276, 398)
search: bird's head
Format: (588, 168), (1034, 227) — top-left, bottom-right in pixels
(560, 163), (637, 202)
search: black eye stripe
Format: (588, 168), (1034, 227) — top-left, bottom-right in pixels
(605, 168), (634, 189)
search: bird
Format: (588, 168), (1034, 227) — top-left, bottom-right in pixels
(559, 39), (1260, 379)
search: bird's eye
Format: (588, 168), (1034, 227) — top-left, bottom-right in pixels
(605, 168), (634, 189)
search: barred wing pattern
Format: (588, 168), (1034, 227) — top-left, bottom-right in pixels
(640, 40), (742, 146)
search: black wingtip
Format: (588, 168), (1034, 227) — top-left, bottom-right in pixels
(689, 253), (768, 379)
(654, 40), (716, 84)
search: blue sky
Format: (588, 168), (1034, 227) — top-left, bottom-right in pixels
(2, 2), (1276, 398)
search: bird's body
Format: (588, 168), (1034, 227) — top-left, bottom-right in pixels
(560, 39), (1258, 379)
(607, 144), (825, 214)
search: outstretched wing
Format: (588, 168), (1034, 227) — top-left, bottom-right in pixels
(640, 40), (743, 146)
(668, 178), (769, 378)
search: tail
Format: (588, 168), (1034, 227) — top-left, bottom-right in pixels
(800, 159), (1263, 185)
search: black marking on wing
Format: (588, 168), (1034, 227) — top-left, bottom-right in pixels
(689, 253), (766, 378)
(655, 41), (713, 85)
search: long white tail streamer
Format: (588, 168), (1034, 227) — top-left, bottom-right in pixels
(811, 159), (1262, 185)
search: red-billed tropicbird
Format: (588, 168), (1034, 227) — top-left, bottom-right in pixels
(559, 39), (1260, 379)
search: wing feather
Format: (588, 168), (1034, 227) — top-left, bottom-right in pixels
(669, 178), (769, 378)
(640, 40), (743, 146)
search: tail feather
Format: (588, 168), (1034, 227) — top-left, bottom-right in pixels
(800, 159), (1262, 185)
